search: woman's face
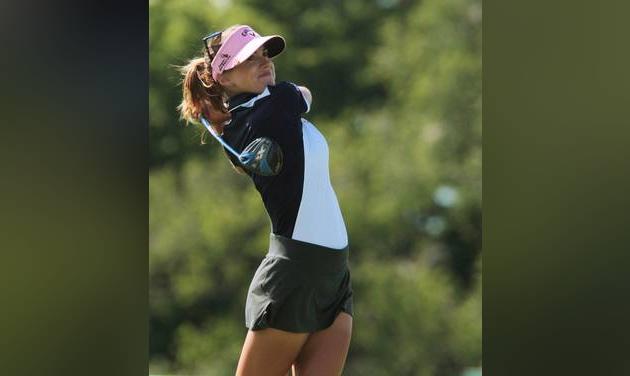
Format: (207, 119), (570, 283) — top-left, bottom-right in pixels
(219, 46), (276, 96)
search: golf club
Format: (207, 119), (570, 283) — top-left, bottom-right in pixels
(199, 115), (283, 176)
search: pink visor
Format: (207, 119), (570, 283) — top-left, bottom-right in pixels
(211, 25), (285, 81)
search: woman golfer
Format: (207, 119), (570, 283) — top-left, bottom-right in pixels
(178, 25), (353, 375)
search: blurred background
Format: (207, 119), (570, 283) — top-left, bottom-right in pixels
(149, 0), (481, 374)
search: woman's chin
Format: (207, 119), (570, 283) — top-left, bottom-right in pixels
(259, 75), (275, 87)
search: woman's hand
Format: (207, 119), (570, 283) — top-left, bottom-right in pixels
(297, 86), (312, 109)
(200, 99), (230, 134)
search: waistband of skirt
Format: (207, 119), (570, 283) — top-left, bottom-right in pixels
(267, 233), (349, 271)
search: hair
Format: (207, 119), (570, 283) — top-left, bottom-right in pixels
(177, 57), (228, 133)
(176, 26), (247, 174)
(177, 25), (244, 130)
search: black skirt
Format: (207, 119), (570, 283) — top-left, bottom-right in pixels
(245, 234), (353, 333)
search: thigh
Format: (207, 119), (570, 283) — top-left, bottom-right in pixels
(236, 327), (309, 376)
(293, 312), (353, 376)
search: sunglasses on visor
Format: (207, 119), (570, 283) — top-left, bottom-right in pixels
(202, 30), (223, 59)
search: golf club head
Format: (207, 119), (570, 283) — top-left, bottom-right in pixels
(239, 137), (283, 176)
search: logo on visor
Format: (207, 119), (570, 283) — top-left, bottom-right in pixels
(218, 53), (231, 70)
(241, 28), (256, 37)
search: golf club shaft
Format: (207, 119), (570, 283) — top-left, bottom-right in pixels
(199, 116), (242, 159)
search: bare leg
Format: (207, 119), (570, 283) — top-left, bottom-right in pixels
(236, 327), (309, 376)
(293, 312), (353, 376)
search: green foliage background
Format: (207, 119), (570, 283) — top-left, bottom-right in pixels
(150, 0), (481, 374)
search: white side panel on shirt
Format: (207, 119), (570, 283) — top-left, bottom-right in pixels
(292, 119), (348, 249)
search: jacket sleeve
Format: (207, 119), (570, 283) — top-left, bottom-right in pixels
(270, 81), (309, 116)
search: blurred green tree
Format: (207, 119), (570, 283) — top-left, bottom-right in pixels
(149, 0), (481, 374)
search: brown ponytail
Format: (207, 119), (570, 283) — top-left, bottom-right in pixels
(177, 25), (245, 136)
(177, 25), (249, 134)
(177, 26), (248, 174)
(177, 57), (231, 137)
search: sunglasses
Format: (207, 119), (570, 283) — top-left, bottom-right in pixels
(202, 30), (223, 59)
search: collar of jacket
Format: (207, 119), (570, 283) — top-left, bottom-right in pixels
(227, 87), (271, 113)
